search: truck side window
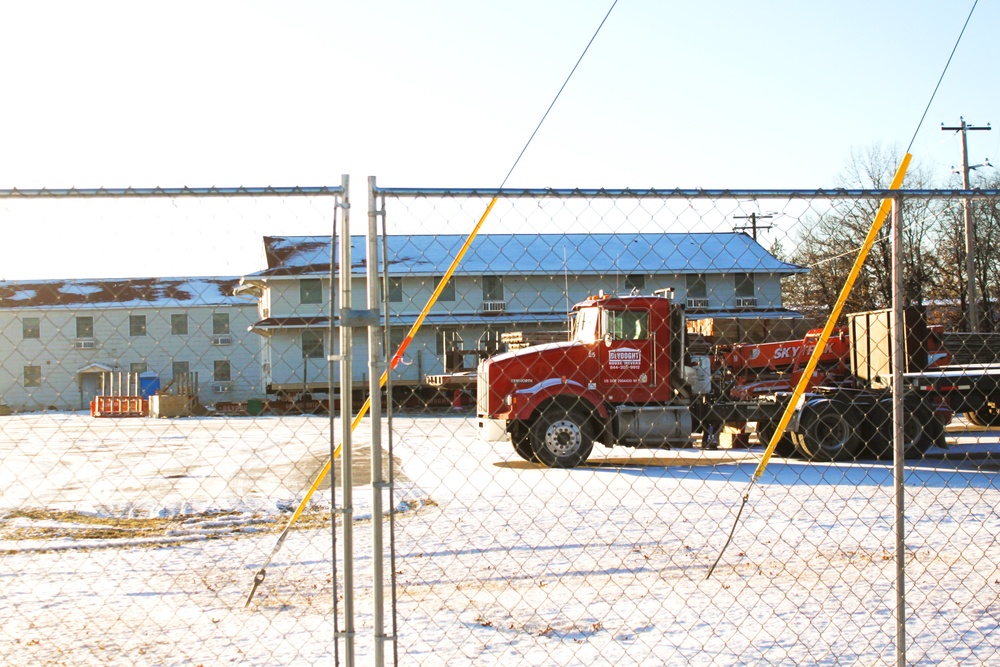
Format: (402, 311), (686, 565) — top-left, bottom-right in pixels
(608, 311), (648, 341)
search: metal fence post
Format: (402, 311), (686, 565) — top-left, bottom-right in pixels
(891, 194), (907, 667)
(367, 175), (389, 665)
(338, 173), (356, 665)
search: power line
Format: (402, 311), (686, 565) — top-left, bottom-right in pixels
(906, 0), (979, 154)
(500, 1), (619, 189)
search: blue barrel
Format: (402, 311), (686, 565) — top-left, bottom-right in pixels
(138, 372), (160, 397)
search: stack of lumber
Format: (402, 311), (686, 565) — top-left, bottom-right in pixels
(501, 330), (567, 350)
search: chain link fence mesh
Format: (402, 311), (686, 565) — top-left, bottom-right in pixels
(2, 182), (1000, 665)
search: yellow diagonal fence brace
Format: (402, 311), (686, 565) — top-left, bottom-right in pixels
(245, 196), (499, 606)
(754, 153), (911, 479)
(314, 196), (497, 499)
(705, 154), (912, 582)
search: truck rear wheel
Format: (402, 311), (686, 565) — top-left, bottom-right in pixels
(967, 402), (1000, 427)
(530, 406), (594, 469)
(791, 399), (862, 462)
(865, 397), (936, 459)
(757, 421), (798, 458)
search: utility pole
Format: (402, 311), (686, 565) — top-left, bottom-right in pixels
(942, 116), (992, 331)
(733, 212), (773, 241)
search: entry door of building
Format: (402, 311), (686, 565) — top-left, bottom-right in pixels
(79, 372), (102, 411)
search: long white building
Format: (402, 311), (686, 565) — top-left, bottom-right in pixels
(0, 277), (260, 411)
(236, 232), (808, 397)
(0, 232), (807, 411)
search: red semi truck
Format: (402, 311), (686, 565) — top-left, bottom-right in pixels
(477, 290), (945, 468)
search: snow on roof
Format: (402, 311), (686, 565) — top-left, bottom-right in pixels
(0, 277), (250, 309)
(251, 233), (807, 277)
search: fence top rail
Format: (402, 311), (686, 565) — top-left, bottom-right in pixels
(372, 185), (1000, 200)
(0, 186), (344, 199)
(2, 184), (995, 200)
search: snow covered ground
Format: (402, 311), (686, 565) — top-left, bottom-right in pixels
(3, 411), (1000, 666)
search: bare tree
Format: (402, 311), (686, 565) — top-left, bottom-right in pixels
(975, 174), (1000, 330)
(931, 169), (1000, 330)
(783, 144), (940, 322)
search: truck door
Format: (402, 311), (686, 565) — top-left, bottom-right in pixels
(599, 308), (656, 402)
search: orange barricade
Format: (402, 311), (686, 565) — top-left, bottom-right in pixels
(90, 396), (149, 418)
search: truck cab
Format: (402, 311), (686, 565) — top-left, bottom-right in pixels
(477, 290), (707, 467)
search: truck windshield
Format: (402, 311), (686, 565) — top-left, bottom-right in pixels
(573, 307), (601, 343)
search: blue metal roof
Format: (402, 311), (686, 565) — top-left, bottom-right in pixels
(252, 233), (807, 277)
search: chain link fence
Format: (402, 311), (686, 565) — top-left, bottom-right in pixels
(2, 180), (1000, 665)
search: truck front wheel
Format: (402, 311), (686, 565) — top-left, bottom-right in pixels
(510, 424), (537, 463)
(530, 406), (595, 469)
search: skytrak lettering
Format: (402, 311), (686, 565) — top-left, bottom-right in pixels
(770, 342), (834, 360)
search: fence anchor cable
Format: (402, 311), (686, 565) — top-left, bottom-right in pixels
(705, 154), (912, 580)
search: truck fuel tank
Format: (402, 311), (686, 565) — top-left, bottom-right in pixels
(615, 405), (694, 447)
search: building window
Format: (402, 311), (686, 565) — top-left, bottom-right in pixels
(130, 363), (148, 375)
(687, 274), (707, 299)
(735, 273), (755, 297)
(625, 274), (646, 291)
(213, 313), (230, 335)
(24, 366), (41, 387)
(22, 317), (40, 340)
(481, 327), (506, 355)
(482, 275), (504, 302)
(214, 360), (232, 382)
(302, 330), (325, 359)
(129, 315), (147, 337)
(300, 278), (323, 305)
(171, 314), (188, 335)
(389, 327), (406, 357)
(381, 277), (403, 303)
(434, 276), (455, 302)
(172, 361), (190, 380)
(436, 327), (459, 355)
(76, 316), (94, 339)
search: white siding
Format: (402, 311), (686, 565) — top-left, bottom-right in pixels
(0, 304), (261, 411)
(253, 268), (791, 390)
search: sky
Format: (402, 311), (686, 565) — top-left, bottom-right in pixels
(1, 0), (999, 280)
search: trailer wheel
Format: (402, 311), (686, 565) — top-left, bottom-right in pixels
(757, 421), (798, 458)
(530, 406), (595, 469)
(865, 398), (936, 459)
(967, 403), (1000, 427)
(792, 399), (862, 462)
